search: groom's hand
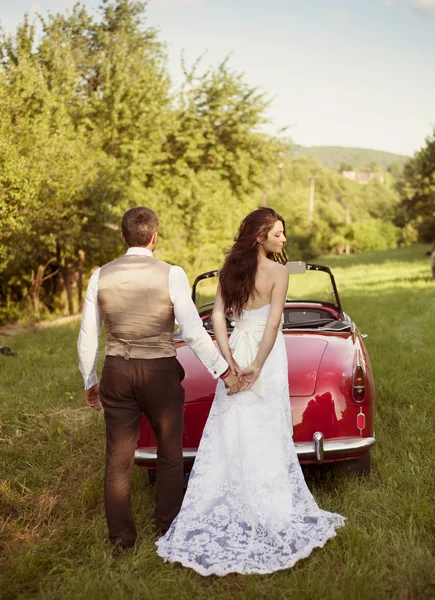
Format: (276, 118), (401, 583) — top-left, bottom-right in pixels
(85, 383), (102, 412)
(223, 372), (240, 396)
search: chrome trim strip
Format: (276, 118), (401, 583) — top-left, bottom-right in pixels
(134, 437), (376, 465)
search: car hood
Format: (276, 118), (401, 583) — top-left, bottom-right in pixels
(284, 335), (328, 396)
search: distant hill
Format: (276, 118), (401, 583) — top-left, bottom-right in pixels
(290, 146), (409, 171)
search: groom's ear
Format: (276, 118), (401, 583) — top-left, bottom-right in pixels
(151, 231), (158, 248)
(120, 232), (127, 244)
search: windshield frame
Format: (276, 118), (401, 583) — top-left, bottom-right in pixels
(191, 263), (343, 314)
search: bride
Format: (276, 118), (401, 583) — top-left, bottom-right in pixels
(156, 207), (346, 575)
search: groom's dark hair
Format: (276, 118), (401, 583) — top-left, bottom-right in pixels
(121, 207), (159, 247)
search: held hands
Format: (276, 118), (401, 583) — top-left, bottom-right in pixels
(223, 358), (241, 395)
(85, 383), (102, 412)
(237, 363), (261, 392)
(222, 358), (262, 395)
(223, 371), (240, 395)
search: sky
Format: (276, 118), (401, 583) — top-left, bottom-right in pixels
(1, 0), (435, 156)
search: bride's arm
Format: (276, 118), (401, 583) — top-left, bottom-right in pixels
(212, 285), (237, 370)
(239, 266), (289, 389)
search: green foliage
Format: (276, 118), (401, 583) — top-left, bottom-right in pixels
(396, 128), (435, 243)
(159, 57), (283, 197)
(0, 0), (411, 323)
(264, 156), (401, 259)
(338, 162), (353, 172)
(349, 219), (399, 252)
(0, 0), (281, 323)
(291, 145), (409, 171)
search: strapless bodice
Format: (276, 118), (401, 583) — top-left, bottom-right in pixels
(238, 302), (271, 321)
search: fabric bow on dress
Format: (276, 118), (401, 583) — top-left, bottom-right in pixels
(230, 314), (282, 398)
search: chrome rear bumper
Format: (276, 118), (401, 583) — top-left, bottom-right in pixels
(135, 433), (375, 466)
(296, 433), (375, 463)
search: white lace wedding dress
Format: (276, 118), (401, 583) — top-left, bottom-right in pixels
(156, 304), (346, 576)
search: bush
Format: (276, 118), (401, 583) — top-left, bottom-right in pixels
(349, 219), (399, 252)
(0, 302), (23, 326)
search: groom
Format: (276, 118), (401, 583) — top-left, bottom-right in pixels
(77, 206), (239, 550)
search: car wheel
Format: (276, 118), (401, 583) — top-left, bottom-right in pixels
(341, 452), (371, 476)
(148, 470), (156, 486)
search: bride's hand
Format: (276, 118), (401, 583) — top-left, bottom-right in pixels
(228, 357), (240, 376)
(237, 363), (261, 391)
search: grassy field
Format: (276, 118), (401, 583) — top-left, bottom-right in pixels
(1, 244), (434, 600)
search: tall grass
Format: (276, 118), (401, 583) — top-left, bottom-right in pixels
(1, 245), (434, 599)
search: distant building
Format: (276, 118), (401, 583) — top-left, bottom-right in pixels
(342, 171), (384, 184)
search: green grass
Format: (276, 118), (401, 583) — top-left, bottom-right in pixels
(1, 244), (435, 600)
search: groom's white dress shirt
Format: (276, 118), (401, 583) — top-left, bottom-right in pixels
(78, 247), (228, 390)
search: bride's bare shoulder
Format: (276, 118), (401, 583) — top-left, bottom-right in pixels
(267, 260), (288, 278)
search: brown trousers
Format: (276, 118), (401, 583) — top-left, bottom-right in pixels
(99, 355), (185, 547)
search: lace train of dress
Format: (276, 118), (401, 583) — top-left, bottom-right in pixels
(156, 304), (346, 576)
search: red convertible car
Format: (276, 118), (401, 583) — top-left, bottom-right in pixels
(135, 262), (376, 479)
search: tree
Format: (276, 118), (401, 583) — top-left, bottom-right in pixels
(396, 128), (435, 242)
(364, 161), (380, 173)
(0, 1), (286, 323)
(265, 155), (401, 259)
(387, 161), (403, 180)
(0, 2), (171, 317)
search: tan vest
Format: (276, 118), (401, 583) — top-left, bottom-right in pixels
(97, 254), (176, 359)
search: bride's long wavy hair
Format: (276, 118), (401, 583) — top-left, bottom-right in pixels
(219, 207), (287, 316)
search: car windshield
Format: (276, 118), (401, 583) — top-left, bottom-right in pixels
(193, 264), (339, 312)
(286, 267), (338, 305)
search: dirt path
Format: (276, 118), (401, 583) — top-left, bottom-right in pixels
(0, 314), (81, 339)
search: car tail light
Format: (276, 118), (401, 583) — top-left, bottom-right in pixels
(353, 365), (366, 402)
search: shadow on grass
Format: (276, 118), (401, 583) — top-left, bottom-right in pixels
(302, 463), (351, 492)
